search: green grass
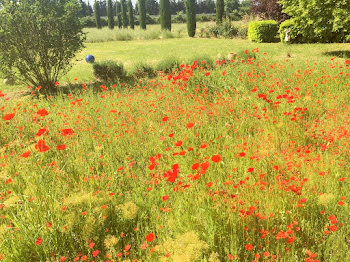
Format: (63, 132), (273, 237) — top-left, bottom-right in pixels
(1, 23), (350, 91)
(1, 23), (350, 261)
(62, 38), (350, 83)
(1, 50), (349, 261)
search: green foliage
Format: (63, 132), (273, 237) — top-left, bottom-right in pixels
(216, 0), (224, 24)
(172, 12), (186, 24)
(107, 0), (114, 29)
(155, 57), (180, 73)
(81, 16), (108, 28)
(186, 0), (196, 37)
(116, 1), (123, 28)
(121, 0), (129, 28)
(131, 62), (156, 79)
(248, 20), (279, 43)
(128, 0), (135, 29)
(93, 60), (126, 82)
(197, 14), (216, 22)
(237, 24), (248, 39)
(280, 0), (350, 43)
(225, 0), (239, 15)
(138, 0), (147, 29)
(279, 19), (301, 43)
(0, 0), (85, 91)
(94, 1), (102, 29)
(159, 0), (171, 31)
(204, 19), (238, 38)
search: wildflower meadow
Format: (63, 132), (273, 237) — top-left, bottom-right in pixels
(1, 52), (349, 261)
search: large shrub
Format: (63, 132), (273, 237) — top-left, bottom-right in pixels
(248, 20), (279, 42)
(280, 0), (350, 43)
(0, 0), (85, 92)
(93, 60), (126, 82)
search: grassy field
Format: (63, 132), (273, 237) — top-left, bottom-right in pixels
(1, 25), (350, 261)
(1, 23), (350, 91)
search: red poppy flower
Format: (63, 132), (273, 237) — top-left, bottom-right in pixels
(192, 163), (199, 170)
(37, 108), (49, 116)
(186, 122), (194, 128)
(329, 225), (337, 232)
(145, 233), (155, 242)
(2, 113), (15, 121)
(205, 72), (210, 76)
(20, 151), (31, 158)
(175, 140), (183, 147)
(35, 140), (50, 152)
(61, 128), (74, 136)
(35, 237), (42, 245)
(92, 250), (100, 257)
(56, 144), (66, 150)
(162, 116), (169, 122)
(35, 128), (47, 136)
(248, 167), (254, 173)
(200, 162), (210, 170)
(345, 60), (350, 65)
(211, 154), (221, 163)
(245, 244), (253, 251)
(162, 195), (169, 201)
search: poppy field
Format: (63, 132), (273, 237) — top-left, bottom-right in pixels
(0, 51), (349, 261)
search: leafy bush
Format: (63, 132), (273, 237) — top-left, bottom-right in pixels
(0, 0), (85, 92)
(172, 12), (186, 23)
(131, 62), (156, 79)
(156, 57), (180, 73)
(81, 16), (108, 28)
(237, 24), (248, 39)
(248, 20), (279, 43)
(280, 0), (350, 43)
(279, 19), (302, 43)
(197, 14), (215, 22)
(203, 19), (238, 38)
(93, 60), (126, 82)
(146, 15), (158, 24)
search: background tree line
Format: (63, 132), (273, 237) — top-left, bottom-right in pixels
(82, 0), (257, 17)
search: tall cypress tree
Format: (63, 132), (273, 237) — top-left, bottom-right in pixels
(116, 1), (122, 28)
(128, 0), (135, 29)
(159, 0), (171, 31)
(186, 0), (196, 37)
(216, 0), (224, 24)
(138, 0), (146, 29)
(107, 0), (114, 29)
(94, 1), (102, 29)
(121, 0), (128, 28)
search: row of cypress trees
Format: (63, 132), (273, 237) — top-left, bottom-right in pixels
(94, 0), (135, 29)
(94, 0), (197, 37)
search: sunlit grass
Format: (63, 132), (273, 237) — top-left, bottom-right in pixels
(0, 50), (349, 261)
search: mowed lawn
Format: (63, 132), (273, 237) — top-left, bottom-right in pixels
(64, 37), (350, 82)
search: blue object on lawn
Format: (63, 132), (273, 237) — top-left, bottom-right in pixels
(85, 54), (95, 63)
